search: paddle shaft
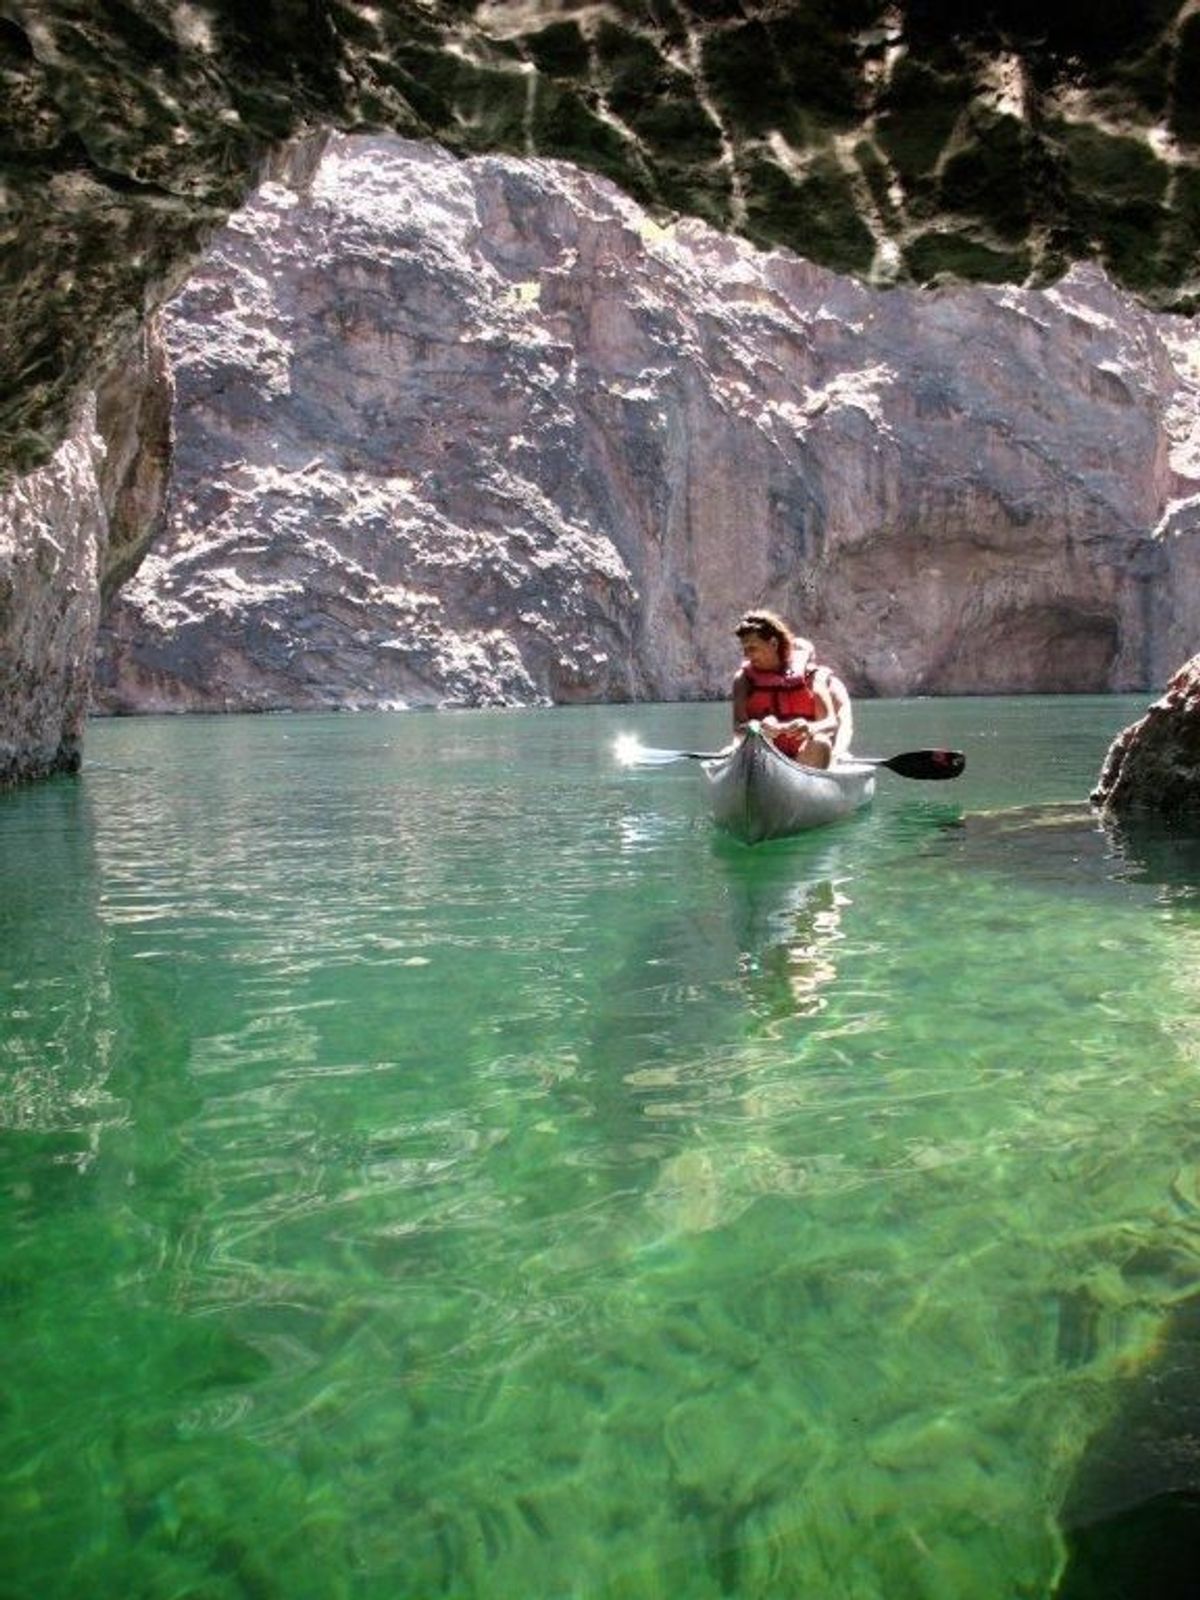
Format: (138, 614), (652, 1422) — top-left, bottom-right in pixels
(624, 743), (965, 780)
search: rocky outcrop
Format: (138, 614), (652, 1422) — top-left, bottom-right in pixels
(0, 315), (174, 780)
(94, 136), (1200, 712)
(0, 399), (104, 783)
(4, 2), (1200, 489)
(1091, 653), (1200, 817)
(6, 2), (1200, 781)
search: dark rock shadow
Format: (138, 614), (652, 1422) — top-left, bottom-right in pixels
(1055, 1295), (1200, 1599)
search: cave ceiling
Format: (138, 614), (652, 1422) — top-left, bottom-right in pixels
(2, 0), (1199, 480)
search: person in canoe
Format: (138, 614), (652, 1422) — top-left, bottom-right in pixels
(732, 610), (853, 769)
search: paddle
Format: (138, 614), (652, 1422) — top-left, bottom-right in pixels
(613, 734), (965, 780)
(863, 748), (965, 780)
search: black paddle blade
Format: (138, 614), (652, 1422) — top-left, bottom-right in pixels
(881, 748), (965, 781)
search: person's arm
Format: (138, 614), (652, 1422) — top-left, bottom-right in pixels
(732, 668), (751, 735)
(785, 667), (850, 750)
(818, 670), (853, 758)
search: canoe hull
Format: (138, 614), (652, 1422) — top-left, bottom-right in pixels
(702, 733), (875, 843)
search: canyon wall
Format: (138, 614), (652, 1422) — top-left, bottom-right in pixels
(5, 2), (1200, 782)
(93, 136), (1200, 712)
(0, 320), (172, 784)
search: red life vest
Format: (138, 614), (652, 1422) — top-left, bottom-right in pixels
(740, 665), (824, 758)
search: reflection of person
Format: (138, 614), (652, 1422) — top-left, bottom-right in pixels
(743, 877), (846, 1021)
(732, 610), (852, 768)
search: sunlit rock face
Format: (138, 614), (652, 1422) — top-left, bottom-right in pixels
(93, 136), (1200, 712)
(1091, 652), (1200, 817)
(5, 0), (1200, 778)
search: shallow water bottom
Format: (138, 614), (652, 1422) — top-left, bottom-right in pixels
(2, 697), (1199, 1598)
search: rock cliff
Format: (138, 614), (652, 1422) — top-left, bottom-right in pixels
(0, 317), (172, 783)
(93, 136), (1200, 713)
(0, 400), (104, 784)
(5, 1), (1200, 782)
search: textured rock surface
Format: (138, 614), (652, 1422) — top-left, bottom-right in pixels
(0, 316), (172, 781)
(4, 1), (1200, 487)
(1091, 652), (1200, 816)
(94, 136), (1200, 712)
(0, 399), (104, 783)
(95, 315), (174, 602)
(6, 1), (1200, 783)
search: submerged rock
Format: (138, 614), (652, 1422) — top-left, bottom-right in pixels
(1091, 655), (1200, 818)
(1056, 1294), (1200, 1600)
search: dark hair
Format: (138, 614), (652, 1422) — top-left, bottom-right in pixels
(734, 609), (795, 665)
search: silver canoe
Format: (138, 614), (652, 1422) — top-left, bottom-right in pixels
(702, 729), (876, 843)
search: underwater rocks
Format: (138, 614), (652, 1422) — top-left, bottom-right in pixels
(1055, 1291), (1200, 1599)
(93, 135), (1200, 713)
(1091, 653), (1200, 818)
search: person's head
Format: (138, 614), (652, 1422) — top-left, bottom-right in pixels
(735, 610), (810, 672)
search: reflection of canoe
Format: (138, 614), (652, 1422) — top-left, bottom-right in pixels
(702, 729), (875, 843)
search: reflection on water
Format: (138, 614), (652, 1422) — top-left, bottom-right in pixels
(1101, 813), (1200, 903)
(0, 778), (121, 1156)
(718, 842), (849, 1024)
(3, 699), (1200, 1598)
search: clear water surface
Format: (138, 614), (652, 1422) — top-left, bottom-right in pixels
(3, 696), (1199, 1599)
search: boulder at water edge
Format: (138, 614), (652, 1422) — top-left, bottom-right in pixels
(1091, 655), (1200, 817)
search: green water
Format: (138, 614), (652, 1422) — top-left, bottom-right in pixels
(3, 696), (1199, 1599)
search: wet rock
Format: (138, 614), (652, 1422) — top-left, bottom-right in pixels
(1091, 654), (1200, 818)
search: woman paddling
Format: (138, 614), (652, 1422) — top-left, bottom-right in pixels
(732, 610), (853, 769)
